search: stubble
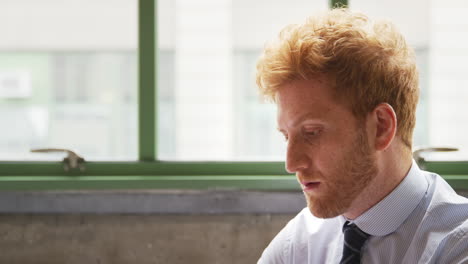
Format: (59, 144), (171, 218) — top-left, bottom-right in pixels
(305, 128), (378, 218)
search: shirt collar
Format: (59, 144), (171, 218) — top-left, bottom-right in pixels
(343, 160), (429, 236)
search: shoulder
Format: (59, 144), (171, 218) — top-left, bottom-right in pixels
(425, 172), (468, 222)
(257, 208), (309, 264)
(258, 208), (341, 264)
(420, 172), (468, 263)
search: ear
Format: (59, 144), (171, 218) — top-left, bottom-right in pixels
(371, 103), (397, 151)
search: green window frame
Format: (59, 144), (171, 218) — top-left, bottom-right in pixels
(1, 0), (467, 191)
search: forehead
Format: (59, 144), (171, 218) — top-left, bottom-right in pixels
(276, 78), (352, 128)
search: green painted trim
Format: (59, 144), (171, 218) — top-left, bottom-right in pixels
(444, 176), (468, 190)
(0, 162), (288, 176)
(0, 175), (299, 191)
(3, 161), (467, 177)
(138, 0), (157, 161)
(0, 174), (466, 192)
(330, 0), (348, 8)
(422, 161), (468, 175)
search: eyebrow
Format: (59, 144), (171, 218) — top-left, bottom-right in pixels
(277, 112), (324, 131)
(294, 113), (322, 126)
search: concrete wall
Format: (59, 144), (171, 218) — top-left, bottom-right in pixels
(0, 213), (293, 264)
(0, 190), (304, 264)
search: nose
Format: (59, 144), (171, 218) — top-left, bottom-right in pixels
(285, 137), (309, 173)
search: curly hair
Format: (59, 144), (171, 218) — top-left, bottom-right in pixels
(256, 8), (419, 148)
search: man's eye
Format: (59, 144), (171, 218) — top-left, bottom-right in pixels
(304, 130), (321, 137)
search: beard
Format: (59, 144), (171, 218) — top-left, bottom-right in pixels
(304, 127), (378, 219)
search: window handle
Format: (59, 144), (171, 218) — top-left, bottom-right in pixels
(30, 148), (86, 172)
(413, 147), (458, 169)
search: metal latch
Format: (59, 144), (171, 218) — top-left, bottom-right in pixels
(31, 148), (86, 172)
(413, 147), (458, 169)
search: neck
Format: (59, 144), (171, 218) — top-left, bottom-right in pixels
(343, 144), (413, 220)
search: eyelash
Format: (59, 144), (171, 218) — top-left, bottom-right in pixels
(304, 130), (320, 137)
(281, 129), (322, 142)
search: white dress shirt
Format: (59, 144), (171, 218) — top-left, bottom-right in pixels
(258, 161), (468, 263)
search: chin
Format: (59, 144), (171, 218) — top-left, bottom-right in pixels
(306, 195), (348, 219)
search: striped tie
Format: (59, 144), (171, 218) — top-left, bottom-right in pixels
(340, 221), (370, 264)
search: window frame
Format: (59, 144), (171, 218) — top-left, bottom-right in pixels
(0, 0), (467, 191)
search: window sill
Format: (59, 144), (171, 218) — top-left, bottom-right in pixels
(0, 161), (467, 191)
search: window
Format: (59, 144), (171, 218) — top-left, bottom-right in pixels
(0, 0), (138, 161)
(157, 0), (328, 161)
(0, 0), (467, 191)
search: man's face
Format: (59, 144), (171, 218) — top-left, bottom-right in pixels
(276, 78), (378, 219)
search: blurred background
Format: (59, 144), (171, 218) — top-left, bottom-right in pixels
(1, 0), (467, 161)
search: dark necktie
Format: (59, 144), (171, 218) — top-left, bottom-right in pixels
(339, 221), (371, 264)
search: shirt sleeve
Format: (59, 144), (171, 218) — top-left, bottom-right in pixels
(257, 219), (294, 264)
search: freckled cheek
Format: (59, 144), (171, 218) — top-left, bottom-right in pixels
(300, 143), (327, 169)
(312, 143), (343, 170)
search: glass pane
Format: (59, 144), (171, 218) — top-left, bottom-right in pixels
(0, 0), (137, 161)
(157, 0), (329, 161)
(352, 0), (468, 160)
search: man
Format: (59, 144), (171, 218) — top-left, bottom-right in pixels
(256, 8), (468, 264)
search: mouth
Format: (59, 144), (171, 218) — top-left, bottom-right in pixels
(301, 181), (321, 191)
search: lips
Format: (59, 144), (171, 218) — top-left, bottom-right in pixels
(301, 181), (321, 191)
